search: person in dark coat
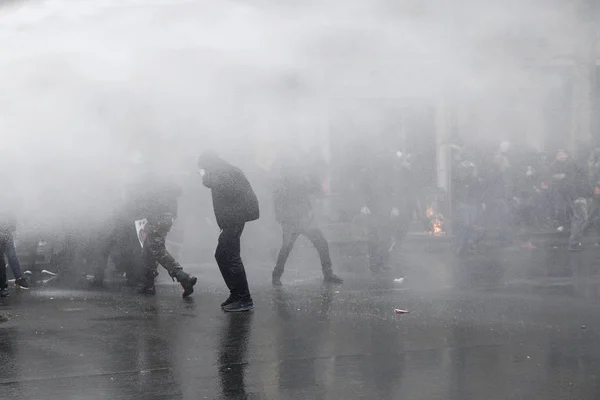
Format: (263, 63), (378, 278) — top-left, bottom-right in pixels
(271, 154), (343, 286)
(135, 166), (197, 297)
(198, 151), (259, 312)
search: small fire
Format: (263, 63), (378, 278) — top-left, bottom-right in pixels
(426, 206), (445, 235)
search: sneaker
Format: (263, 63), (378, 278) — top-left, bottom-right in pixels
(222, 300), (254, 313)
(180, 275), (197, 298)
(15, 277), (29, 289)
(0, 288), (9, 298)
(569, 243), (584, 252)
(221, 295), (236, 308)
(323, 273), (343, 284)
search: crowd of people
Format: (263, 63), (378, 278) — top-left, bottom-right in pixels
(1, 141), (598, 311)
(0, 150), (344, 313)
(452, 141), (600, 254)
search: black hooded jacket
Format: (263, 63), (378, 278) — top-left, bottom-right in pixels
(202, 159), (260, 229)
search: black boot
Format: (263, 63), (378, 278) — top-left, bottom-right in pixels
(138, 271), (158, 295)
(172, 269), (197, 298)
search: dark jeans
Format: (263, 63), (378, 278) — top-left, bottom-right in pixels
(216, 224), (251, 301)
(0, 231), (9, 289)
(273, 223), (333, 278)
(5, 232), (23, 279)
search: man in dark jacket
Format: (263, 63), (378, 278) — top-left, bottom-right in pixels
(271, 155), (343, 286)
(136, 168), (198, 297)
(198, 151), (259, 312)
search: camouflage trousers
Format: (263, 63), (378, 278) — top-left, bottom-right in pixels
(142, 213), (182, 279)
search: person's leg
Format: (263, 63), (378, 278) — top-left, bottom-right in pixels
(569, 197), (588, 250)
(140, 215), (197, 297)
(215, 224), (253, 310)
(303, 227), (342, 282)
(0, 233), (8, 296)
(272, 224), (299, 284)
(139, 241), (159, 295)
(5, 232), (22, 279)
(118, 221), (144, 285)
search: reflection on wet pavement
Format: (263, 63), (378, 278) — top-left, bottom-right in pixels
(1, 239), (600, 399)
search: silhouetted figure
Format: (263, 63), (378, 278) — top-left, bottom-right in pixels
(198, 151), (259, 312)
(135, 164), (197, 297)
(271, 154), (343, 285)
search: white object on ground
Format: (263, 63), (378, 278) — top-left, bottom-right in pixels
(394, 277), (405, 284)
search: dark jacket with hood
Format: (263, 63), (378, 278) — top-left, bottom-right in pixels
(202, 158), (260, 229)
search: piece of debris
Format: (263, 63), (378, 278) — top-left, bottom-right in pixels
(394, 278), (405, 284)
(394, 309), (409, 315)
(581, 325), (587, 329)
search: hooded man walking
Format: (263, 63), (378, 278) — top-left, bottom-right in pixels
(198, 151), (259, 312)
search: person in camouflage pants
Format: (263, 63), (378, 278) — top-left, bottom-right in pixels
(142, 213), (180, 278)
(135, 170), (197, 298)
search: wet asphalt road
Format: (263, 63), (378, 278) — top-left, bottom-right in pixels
(2, 239), (600, 399)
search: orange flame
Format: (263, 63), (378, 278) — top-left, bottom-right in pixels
(426, 205), (445, 235)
